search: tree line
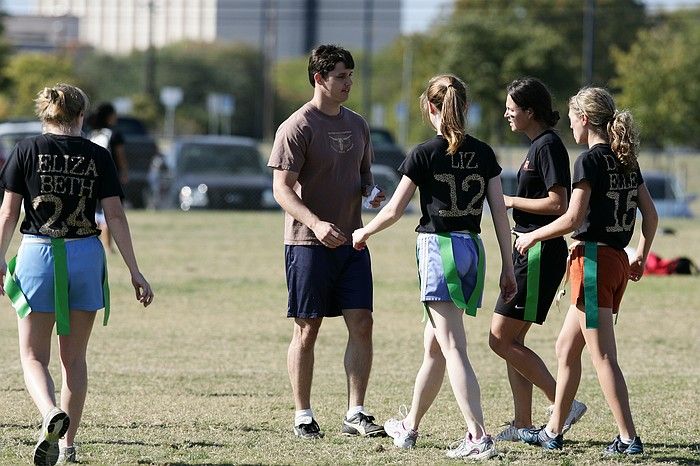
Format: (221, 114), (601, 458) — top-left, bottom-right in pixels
(0, 0), (697, 149)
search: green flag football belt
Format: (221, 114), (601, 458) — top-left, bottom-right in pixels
(524, 241), (542, 322)
(511, 229), (541, 323)
(4, 236), (110, 336)
(555, 240), (612, 329)
(416, 232), (485, 321)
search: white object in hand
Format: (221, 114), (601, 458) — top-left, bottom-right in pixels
(362, 185), (381, 208)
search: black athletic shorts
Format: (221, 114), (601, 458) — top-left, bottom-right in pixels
(494, 236), (567, 325)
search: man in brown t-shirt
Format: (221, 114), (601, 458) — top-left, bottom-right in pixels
(268, 44), (386, 440)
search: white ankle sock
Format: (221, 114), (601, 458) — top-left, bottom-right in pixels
(620, 436), (634, 445)
(294, 408), (314, 426)
(545, 427), (559, 438)
(346, 405), (365, 419)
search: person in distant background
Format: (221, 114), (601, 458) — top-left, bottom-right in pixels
(88, 103), (128, 253)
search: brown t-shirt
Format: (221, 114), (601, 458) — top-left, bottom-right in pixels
(268, 102), (374, 245)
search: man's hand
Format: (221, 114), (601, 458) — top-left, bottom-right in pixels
(312, 221), (347, 248)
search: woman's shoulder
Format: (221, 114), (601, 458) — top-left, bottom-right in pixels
(462, 134), (494, 153)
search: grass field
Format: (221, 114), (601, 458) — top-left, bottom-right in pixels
(0, 210), (699, 465)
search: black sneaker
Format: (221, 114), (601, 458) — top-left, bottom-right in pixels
(604, 435), (644, 455)
(294, 419), (324, 439)
(518, 426), (563, 450)
(341, 412), (386, 437)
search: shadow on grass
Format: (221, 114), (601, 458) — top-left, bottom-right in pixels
(0, 422), (37, 429)
(164, 463), (268, 466)
(515, 439), (700, 464)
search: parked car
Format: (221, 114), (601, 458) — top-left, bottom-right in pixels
(148, 135), (276, 211)
(644, 171), (695, 218)
(499, 168), (518, 196)
(0, 120), (43, 169)
(371, 127), (406, 172)
(499, 168), (695, 218)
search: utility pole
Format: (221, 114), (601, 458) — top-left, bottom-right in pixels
(145, 0), (156, 99)
(304, 0), (318, 53)
(582, 0), (595, 86)
(398, 37), (413, 147)
(261, 0), (277, 141)
(362, 0), (373, 121)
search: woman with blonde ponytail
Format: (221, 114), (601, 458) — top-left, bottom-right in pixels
(352, 74), (516, 459)
(0, 84), (154, 465)
(514, 87), (657, 455)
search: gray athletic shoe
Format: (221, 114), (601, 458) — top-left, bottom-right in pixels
(495, 421), (521, 442)
(384, 417), (418, 448)
(57, 446), (77, 464)
(294, 418), (324, 439)
(546, 399), (587, 433)
(446, 433), (497, 460)
(341, 412), (386, 437)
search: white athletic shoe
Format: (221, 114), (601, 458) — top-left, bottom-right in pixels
(383, 406), (418, 448)
(446, 433), (497, 460)
(33, 407), (70, 466)
(495, 421), (521, 442)
(546, 399), (588, 434)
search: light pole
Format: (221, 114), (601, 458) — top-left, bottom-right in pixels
(145, 0), (156, 99)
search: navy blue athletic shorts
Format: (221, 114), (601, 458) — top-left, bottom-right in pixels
(284, 245), (373, 318)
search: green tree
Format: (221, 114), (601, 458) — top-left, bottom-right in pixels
(613, 9), (700, 148)
(452, 0), (646, 87)
(75, 41), (264, 137)
(438, 6), (575, 142)
(4, 53), (77, 118)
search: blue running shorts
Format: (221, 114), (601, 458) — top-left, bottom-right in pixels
(285, 244), (373, 318)
(14, 235), (106, 312)
(416, 232), (482, 308)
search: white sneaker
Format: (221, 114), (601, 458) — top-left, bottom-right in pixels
(495, 421), (521, 442)
(546, 399), (588, 434)
(446, 433), (497, 460)
(384, 407), (418, 449)
(33, 407), (70, 466)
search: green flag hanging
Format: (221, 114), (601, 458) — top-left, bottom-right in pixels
(436, 233), (485, 317)
(583, 242), (599, 329)
(524, 242), (542, 322)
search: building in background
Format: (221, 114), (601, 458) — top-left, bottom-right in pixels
(2, 14), (79, 52)
(34, 0), (402, 57)
(36, 0), (217, 54)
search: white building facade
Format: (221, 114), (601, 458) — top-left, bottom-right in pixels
(36, 0), (401, 57)
(38, 0), (217, 54)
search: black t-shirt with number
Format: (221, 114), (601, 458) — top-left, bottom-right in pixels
(571, 143), (644, 250)
(513, 130), (571, 233)
(0, 133), (124, 238)
(399, 135), (502, 234)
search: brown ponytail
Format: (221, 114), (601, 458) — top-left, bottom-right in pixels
(420, 75), (468, 155)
